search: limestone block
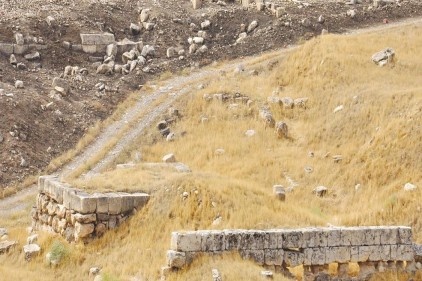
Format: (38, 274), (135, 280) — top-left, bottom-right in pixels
(393, 244), (415, 261)
(92, 193), (108, 214)
(74, 222), (94, 239)
(398, 227), (412, 245)
(264, 249), (284, 266)
(265, 229), (283, 249)
(49, 180), (65, 203)
(240, 250), (265, 265)
(380, 226), (399, 244)
(304, 247), (326, 265)
(107, 193), (122, 215)
(117, 192), (134, 213)
(13, 44), (29, 55)
(74, 192), (97, 214)
(56, 204), (66, 219)
(171, 231), (202, 252)
(201, 230), (225, 252)
(326, 228), (342, 247)
(82, 45), (97, 54)
(80, 33), (115, 45)
(130, 193), (150, 209)
(363, 227), (381, 245)
(0, 43), (14, 54)
(225, 230), (243, 250)
(73, 213), (96, 223)
(303, 228), (328, 248)
(166, 250), (186, 268)
(325, 246), (351, 263)
(341, 227), (365, 246)
(358, 245), (390, 262)
(284, 249), (304, 267)
(282, 229), (304, 248)
(242, 230), (267, 250)
(192, 0), (202, 10)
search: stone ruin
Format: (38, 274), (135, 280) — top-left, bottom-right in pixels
(164, 226), (421, 280)
(32, 175), (150, 242)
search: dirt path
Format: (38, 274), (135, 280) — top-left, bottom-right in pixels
(1, 16), (421, 219)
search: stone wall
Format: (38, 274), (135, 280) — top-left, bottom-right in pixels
(164, 227), (419, 280)
(0, 43), (47, 55)
(32, 175), (150, 242)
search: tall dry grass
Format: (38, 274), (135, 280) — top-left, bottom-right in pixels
(1, 24), (421, 281)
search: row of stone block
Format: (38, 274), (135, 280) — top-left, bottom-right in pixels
(167, 243), (414, 269)
(170, 227), (413, 253)
(0, 43), (47, 55)
(38, 176), (150, 215)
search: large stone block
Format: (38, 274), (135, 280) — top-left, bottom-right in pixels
(304, 247), (326, 265)
(225, 230), (243, 250)
(167, 250), (186, 268)
(92, 193), (109, 213)
(63, 188), (78, 209)
(284, 249), (304, 267)
(398, 227), (412, 245)
(326, 228), (342, 247)
(80, 33), (115, 45)
(264, 249), (284, 265)
(392, 244), (415, 261)
(118, 192), (134, 213)
(326, 246), (351, 263)
(0, 43), (14, 54)
(75, 192), (97, 214)
(107, 193), (122, 215)
(201, 230), (225, 252)
(240, 250), (265, 265)
(82, 44), (97, 54)
(380, 227), (399, 245)
(358, 245), (390, 262)
(265, 229), (283, 249)
(131, 193), (150, 209)
(341, 227), (365, 246)
(242, 230), (266, 250)
(74, 222), (94, 239)
(282, 229), (304, 248)
(171, 231), (202, 252)
(303, 228), (328, 248)
(363, 227), (382, 245)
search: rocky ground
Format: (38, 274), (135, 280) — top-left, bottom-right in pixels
(1, 0), (421, 189)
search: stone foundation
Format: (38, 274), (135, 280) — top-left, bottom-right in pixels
(164, 227), (418, 280)
(32, 175), (150, 242)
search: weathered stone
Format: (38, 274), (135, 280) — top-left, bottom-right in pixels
(167, 250), (186, 268)
(139, 9), (150, 23)
(130, 23), (141, 35)
(313, 186), (328, 197)
(15, 80), (24, 89)
(27, 234), (38, 245)
(108, 193), (123, 215)
(52, 77), (70, 95)
(23, 244), (41, 260)
(272, 185), (285, 201)
(0, 43), (14, 54)
(283, 249), (304, 267)
(0, 240), (17, 254)
(372, 48), (395, 66)
(74, 222), (94, 239)
(80, 33), (115, 45)
(24, 51), (40, 61)
(15, 33), (24, 45)
(192, 0), (202, 9)
(163, 154), (176, 163)
(212, 268), (222, 281)
(73, 213), (96, 223)
(171, 231), (202, 252)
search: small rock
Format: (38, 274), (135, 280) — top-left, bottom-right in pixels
(45, 252), (60, 266)
(313, 186), (328, 197)
(182, 192), (189, 199)
(212, 269), (222, 281)
(304, 166), (313, 174)
(24, 52), (40, 61)
(333, 105), (344, 113)
(301, 18), (311, 27)
(15, 33), (24, 45)
(163, 153), (176, 163)
(347, 9), (356, 18)
(140, 9), (150, 23)
(130, 23), (141, 35)
(0, 240), (17, 254)
(9, 54), (17, 65)
(212, 216), (222, 226)
(245, 129), (256, 137)
(201, 20), (211, 29)
(215, 148), (225, 155)
(15, 80), (24, 89)
(166, 132), (176, 142)
(318, 15), (325, 24)
(236, 32), (247, 44)
(0, 228), (8, 237)
(26, 234), (38, 245)
(372, 48), (395, 66)
(89, 267), (101, 277)
(261, 270), (273, 278)
(46, 16), (55, 26)
(20, 157), (28, 167)
(404, 183), (417, 191)
(247, 20), (258, 33)
(273, 185), (286, 201)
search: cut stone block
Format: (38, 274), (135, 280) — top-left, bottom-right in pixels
(394, 244), (415, 261)
(284, 249), (304, 267)
(82, 45), (97, 54)
(380, 226), (399, 245)
(92, 193), (108, 213)
(80, 33), (115, 45)
(240, 249), (265, 265)
(398, 227), (412, 245)
(304, 247), (326, 265)
(326, 228), (342, 247)
(242, 230), (266, 250)
(264, 249), (284, 265)
(326, 246), (351, 263)
(171, 231), (202, 252)
(13, 44), (29, 55)
(75, 192), (97, 214)
(282, 229), (304, 248)
(0, 43), (14, 54)
(107, 193), (122, 215)
(265, 229), (283, 249)
(167, 250), (186, 268)
(225, 229), (243, 250)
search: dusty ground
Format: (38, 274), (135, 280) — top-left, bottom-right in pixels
(1, 0), (422, 190)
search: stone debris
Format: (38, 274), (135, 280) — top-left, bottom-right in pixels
(26, 234), (38, 245)
(372, 48), (395, 66)
(273, 185), (286, 201)
(403, 183), (417, 191)
(0, 240), (17, 254)
(313, 186), (328, 197)
(275, 121), (288, 139)
(212, 268), (222, 281)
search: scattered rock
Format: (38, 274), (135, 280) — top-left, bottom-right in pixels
(318, 15), (325, 23)
(24, 52), (40, 61)
(140, 9), (151, 23)
(302, 18), (312, 27)
(247, 20), (258, 33)
(212, 269), (222, 281)
(163, 153), (176, 163)
(74, 222), (94, 239)
(404, 183), (417, 191)
(332, 155), (343, 163)
(26, 234), (38, 245)
(245, 129), (256, 137)
(15, 80), (24, 89)
(89, 267), (101, 277)
(23, 243), (41, 260)
(347, 9), (356, 18)
(46, 16), (56, 26)
(333, 105), (344, 113)
(304, 166), (313, 174)
(0, 240), (17, 254)
(372, 48), (395, 66)
(275, 121), (288, 139)
(313, 186), (328, 197)
(167, 250), (186, 268)
(45, 252), (60, 266)
(166, 132), (176, 142)
(273, 185), (286, 201)
(261, 270), (273, 278)
(201, 20), (211, 29)
(9, 54), (17, 65)
(130, 23), (141, 35)
(15, 33), (24, 45)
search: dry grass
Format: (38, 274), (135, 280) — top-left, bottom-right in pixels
(1, 24), (422, 281)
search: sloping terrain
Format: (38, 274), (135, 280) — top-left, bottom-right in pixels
(1, 0), (422, 192)
(0, 19), (421, 281)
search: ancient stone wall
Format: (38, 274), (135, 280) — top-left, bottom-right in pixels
(32, 175), (149, 242)
(164, 227), (418, 280)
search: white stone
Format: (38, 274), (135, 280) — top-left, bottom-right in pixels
(27, 234), (38, 245)
(247, 20), (258, 33)
(404, 183), (417, 191)
(15, 80), (24, 89)
(333, 105), (344, 113)
(23, 244), (41, 260)
(245, 129), (256, 137)
(163, 153), (176, 163)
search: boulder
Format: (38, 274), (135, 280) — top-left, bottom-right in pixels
(15, 80), (24, 89)
(141, 45), (155, 58)
(9, 54), (17, 65)
(96, 64), (113, 75)
(23, 244), (41, 260)
(372, 48), (395, 66)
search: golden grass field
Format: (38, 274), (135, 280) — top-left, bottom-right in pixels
(1, 23), (421, 281)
